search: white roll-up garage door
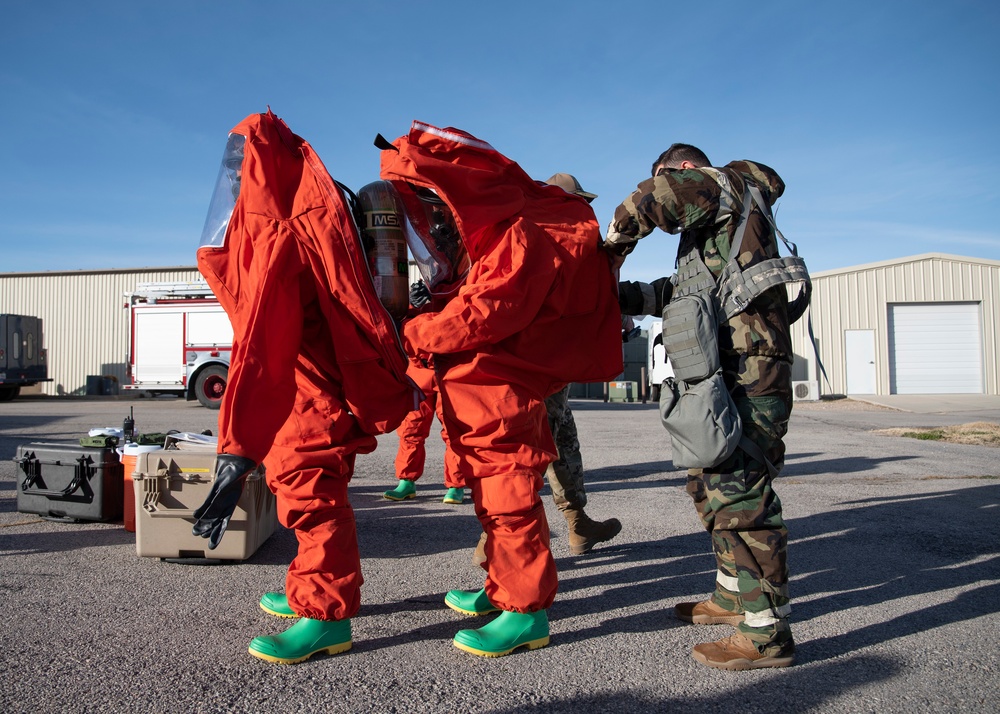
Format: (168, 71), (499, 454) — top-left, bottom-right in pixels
(888, 303), (983, 394)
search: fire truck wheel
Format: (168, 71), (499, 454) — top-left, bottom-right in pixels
(194, 366), (227, 409)
(0, 385), (20, 402)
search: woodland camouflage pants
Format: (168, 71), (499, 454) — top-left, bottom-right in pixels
(544, 385), (586, 511)
(686, 391), (793, 652)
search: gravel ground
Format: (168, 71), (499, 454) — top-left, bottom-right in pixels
(1, 396), (998, 713)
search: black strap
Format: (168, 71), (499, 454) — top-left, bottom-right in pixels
(806, 309), (834, 393)
(333, 179), (360, 208)
(373, 133), (398, 152)
(739, 435), (778, 479)
(333, 179), (365, 234)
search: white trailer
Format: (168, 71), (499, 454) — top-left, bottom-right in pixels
(123, 281), (233, 409)
(646, 319), (674, 402)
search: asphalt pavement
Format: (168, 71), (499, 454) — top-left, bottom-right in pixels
(1, 395), (998, 713)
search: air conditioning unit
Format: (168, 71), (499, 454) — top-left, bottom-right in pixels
(792, 380), (819, 402)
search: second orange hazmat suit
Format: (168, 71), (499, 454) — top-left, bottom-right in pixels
(395, 360), (463, 488)
(380, 121), (624, 612)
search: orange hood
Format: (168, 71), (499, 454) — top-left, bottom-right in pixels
(381, 121), (624, 396)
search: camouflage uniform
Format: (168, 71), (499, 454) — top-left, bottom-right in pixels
(606, 160), (793, 654)
(544, 385), (586, 510)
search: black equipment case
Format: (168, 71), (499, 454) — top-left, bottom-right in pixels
(14, 441), (124, 522)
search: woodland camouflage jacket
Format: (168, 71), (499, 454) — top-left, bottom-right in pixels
(607, 161), (793, 395)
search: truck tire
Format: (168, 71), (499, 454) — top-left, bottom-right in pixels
(0, 385), (20, 402)
(649, 384), (660, 402)
(194, 366), (227, 409)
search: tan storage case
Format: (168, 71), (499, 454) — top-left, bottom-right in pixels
(133, 445), (278, 560)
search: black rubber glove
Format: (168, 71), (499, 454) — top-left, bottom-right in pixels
(653, 276), (674, 312)
(191, 453), (257, 549)
(618, 277), (674, 316)
(409, 280), (431, 309)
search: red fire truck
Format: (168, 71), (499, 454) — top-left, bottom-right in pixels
(123, 281), (233, 408)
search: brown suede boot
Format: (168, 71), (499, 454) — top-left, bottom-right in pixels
(563, 508), (622, 555)
(471, 531), (488, 566)
(691, 632), (795, 670)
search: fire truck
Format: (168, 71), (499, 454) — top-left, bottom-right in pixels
(123, 281), (233, 409)
(0, 314), (50, 401)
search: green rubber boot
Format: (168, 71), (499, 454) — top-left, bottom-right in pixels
(248, 617), (352, 664)
(259, 592), (296, 619)
(383, 479), (416, 501)
(453, 610), (550, 657)
(445, 588), (500, 616)
(442, 487), (465, 504)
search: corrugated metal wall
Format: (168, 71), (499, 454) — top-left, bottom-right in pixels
(0, 267), (202, 396)
(790, 254), (1000, 396)
(4, 253), (997, 399)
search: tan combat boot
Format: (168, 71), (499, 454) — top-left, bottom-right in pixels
(691, 632), (795, 670)
(471, 531), (488, 566)
(563, 508), (622, 555)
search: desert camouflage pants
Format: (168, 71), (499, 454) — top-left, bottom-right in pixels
(686, 390), (793, 652)
(544, 386), (586, 511)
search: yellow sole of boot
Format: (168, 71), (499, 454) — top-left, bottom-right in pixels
(248, 640), (352, 665)
(453, 635), (550, 658)
(259, 604), (298, 619)
(382, 493), (415, 501)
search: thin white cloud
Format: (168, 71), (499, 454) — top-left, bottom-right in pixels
(798, 221), (1000, 248)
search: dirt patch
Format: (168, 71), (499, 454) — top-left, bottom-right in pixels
(873, 422), (1000, 448)
(793, 398), (898, 412)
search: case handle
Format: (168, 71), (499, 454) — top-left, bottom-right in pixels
(136, 470), (210, 519)
(16, 454), (92, 498)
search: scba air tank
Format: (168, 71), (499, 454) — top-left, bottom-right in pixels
(357, 180), (409, 320)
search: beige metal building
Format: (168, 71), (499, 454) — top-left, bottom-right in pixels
(3, 252), (998, 400)
(790, 253), (1000, 398)
(1, 267), (202, 396)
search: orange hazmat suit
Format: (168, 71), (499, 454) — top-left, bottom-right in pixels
(396, 360), (463, 488)
(380, 121), (623, 612)
(197, 109), (419, 620)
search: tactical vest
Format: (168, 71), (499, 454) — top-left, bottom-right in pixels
(664, 176), (811, 385)
(659, 176), (811, 477)
(672, 178), (810, 324)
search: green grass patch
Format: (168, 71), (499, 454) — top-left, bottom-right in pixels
(901, 430), (945, 441)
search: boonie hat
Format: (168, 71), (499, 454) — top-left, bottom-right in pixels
(544, 173), (597, 202)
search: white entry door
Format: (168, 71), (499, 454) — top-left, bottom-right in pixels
(845, 329), (877, 394)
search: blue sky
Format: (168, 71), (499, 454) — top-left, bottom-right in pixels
(2, 1), (998, 285)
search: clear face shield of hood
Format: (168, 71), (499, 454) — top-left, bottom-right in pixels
(198, 133), (246, 249)
(392, 182), (470, 295)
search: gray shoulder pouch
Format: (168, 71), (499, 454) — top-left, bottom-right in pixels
(660, 292), (720, 383)
(659, 373), (742, 469)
